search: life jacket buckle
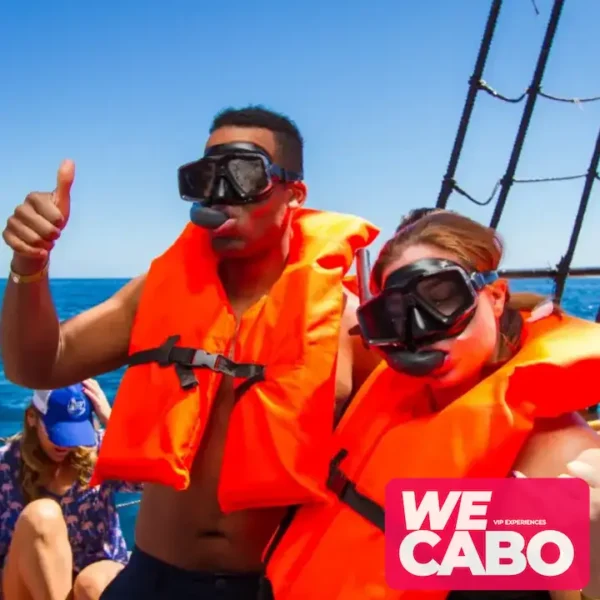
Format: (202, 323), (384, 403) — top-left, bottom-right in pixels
(127, 336), (267, 392)
(186, 351), (265, 381)
(186, 349), (219, 371)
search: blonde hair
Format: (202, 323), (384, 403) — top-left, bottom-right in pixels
(5, 406), (98, 504)
(373, 210), (558, 363)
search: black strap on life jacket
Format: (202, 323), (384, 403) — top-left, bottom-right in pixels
(327, 448), (385, 533)
(257, 449), (385, 598)
(257, 505), (300, 599)
(127, 334), (266, 394)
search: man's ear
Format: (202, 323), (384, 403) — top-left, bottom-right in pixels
(288, 181), (307, 209)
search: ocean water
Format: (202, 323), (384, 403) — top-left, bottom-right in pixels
(0, 277), (599, 549)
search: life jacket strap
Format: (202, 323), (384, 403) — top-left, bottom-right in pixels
(257, 450), (386, 598)
(258, 505), (300, 599)
(327, 448), (385, 532)
(127, 335), (266, 392)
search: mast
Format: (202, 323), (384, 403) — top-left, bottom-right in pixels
(489, 0), (566, 229)
(436, 0), (503, 209)
(554, 127), (600, 302)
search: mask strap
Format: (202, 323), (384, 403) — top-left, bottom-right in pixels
(471, 270), (499, 291)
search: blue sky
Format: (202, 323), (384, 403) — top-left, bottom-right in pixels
(0, 0), (598, 278)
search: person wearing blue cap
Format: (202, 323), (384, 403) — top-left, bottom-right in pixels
(31, 384), (98, 453)
(0, 379), (141, 600)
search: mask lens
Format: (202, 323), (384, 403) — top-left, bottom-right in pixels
(415, 271), (472, 317)
(227, 157), (269, 195)
(357, 295), (401, 345)
(179, 160), (216, 199)
(384, 291), (407, 338)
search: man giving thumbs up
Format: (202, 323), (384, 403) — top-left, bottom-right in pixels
(0, 106), (381, 600)
(4, 160), (74, 276)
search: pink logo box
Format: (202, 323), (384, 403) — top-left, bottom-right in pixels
(385, 478), (589, 591)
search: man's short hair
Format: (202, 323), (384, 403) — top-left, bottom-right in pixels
(210, 105), (304, 174)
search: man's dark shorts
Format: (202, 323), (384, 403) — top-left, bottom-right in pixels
(100, 546), (263, 599)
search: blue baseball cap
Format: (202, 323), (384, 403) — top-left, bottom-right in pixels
(32, 384), (97, 448)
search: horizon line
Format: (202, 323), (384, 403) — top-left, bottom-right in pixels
(1, 275), (600, 282)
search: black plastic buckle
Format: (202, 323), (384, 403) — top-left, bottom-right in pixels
(187, 351), (246, 378)
(186, 349), (220, 371)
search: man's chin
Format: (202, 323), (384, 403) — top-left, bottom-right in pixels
(210, 236), (249, 257)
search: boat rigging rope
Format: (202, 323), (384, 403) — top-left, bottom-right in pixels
(444, 170), (600, 208)
(478, 79), (600, 106)
(530, 0), (540, 16)
(439, 0), (600, 212)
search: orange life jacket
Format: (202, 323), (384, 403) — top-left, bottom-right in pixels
(90, 208), (379, 513)
(264, 311), (600, 599)
(342, 275), (360, 297)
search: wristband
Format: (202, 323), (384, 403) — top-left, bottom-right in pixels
(10, 260), (49, 284)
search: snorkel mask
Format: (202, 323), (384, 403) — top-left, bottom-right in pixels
(178, 142), (303, 229)
(355, 248), (498, 376)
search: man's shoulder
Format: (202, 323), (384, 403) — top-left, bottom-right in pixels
(338, 289), (361, 351)
(340, 288), (383, 389)
(102, 273), (148, 327)
(341, 288), (360, 328)
(116, 273), (147, 309)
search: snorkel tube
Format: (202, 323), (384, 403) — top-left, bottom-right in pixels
(189, 202), (229, 230)
(355, 248), (447, 377)
(355, 246), (372, 308)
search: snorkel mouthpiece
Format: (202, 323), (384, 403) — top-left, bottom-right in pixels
(189, 202), (229, 230)
(355, 248), (448, 377)
(384, 348), (447, 377)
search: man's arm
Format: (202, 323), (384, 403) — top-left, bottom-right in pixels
(334, 291), (382, 422)
(1, 160), (148, 389)
(1, 273), (146, 389)
(514, 415), (600, 600)
(514, 412), (600, 476)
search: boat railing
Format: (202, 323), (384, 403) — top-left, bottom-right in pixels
(116, 498), (141, 509)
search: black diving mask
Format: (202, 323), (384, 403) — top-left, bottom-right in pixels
(355, 251), (498, 376)
(178, 142), (303, 230)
